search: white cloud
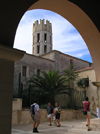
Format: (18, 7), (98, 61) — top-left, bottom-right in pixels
(14, 9), (91, 61)
(73, 50), (89, 58)
(14, 20), (33, 53)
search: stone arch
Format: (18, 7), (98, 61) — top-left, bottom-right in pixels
(1, 1), (100, 133)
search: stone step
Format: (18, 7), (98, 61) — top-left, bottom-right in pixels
(74, 125), (100, 131)
(82, 122), (100, 127)
(90, 118), (100, 123)
(68, 128), (100, 134)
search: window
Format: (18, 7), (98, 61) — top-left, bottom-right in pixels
(70, 59), (73, 65)
(50, 35), (52, 44)
(22, 66), (27, 77)
(37, 46), (40, 54)
(33, 36), (34, 44)
(44, 33), (47, 42)
(44, 45), (47, 53)
(37, 69), (40, 76)
(89, 63), (92, 67)
(37, 33), (40, 42)
(32, 47), (34, 55)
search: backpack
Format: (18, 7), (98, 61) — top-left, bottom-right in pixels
(30, 104), (35, 116)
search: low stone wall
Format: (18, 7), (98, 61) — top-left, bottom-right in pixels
(12, 109), (85, 125)
(12, 99), (22, 111)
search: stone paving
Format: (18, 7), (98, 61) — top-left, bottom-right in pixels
(12, 119), (86, 134)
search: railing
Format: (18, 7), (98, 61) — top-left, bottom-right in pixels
(72, 90), (86, 109)
(13, 73), (23, 98)
(13, 74), (86, 109)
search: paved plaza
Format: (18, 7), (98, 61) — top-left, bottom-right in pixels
(12, 119), (86, 134)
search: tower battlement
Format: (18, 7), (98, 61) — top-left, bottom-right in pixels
(33, 19), (52, 34)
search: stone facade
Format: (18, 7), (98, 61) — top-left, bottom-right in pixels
(14, 53), (55, 84)
(41, 50), (93, 73)
(14, 51), (92, 85)
(75, 67), (97, 114)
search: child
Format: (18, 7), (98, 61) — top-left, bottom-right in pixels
(97, 105), (99, 118)
(53, 113), (57, 126)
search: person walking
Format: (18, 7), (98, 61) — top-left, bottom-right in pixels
(83, 97), (91, 131)
(31, 99), (41, 133)
(55, 103), (61, 127)
(97, 105), (99, 118)
(45, 103), (53, 126)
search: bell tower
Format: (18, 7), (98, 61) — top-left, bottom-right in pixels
(32, 19), (53, 56)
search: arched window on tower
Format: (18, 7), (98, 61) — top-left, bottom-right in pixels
(33, 35), (35, 44)
(37, 33), (40, 42)
(44, 45), (47, 53)
(44, 33), (47, 42)
(33, 47), (34, 55)
(50, 35), (52, 44)
(37, 46), (40, 54)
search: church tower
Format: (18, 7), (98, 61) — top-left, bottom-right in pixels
(32, 19), (53, 56)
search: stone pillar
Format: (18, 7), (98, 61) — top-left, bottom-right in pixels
(92, 81), (100, 121)
(0, 45), (25, 134)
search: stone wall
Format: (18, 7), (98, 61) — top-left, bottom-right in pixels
(14, 53), (55, 84)
(41, 50), (93, 74)
(14, 50), (93, 85)
(12, 109), (85, 125)
(59, 52), (92, 73)
(12, 99), (22, 111)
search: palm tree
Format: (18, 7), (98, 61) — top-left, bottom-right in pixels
(28, 70), (70, 106)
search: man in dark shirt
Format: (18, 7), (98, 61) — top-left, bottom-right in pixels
(45, 103), (53, 125)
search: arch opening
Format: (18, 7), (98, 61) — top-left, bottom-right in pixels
(14, 9), (92, 63)
(15, 0), (100, 81)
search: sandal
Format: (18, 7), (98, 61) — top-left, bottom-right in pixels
(88, 128), (90, 131)
(49, 124), (52, 126)
(57, 125), (61, 127)
(86, 124), (88, 127)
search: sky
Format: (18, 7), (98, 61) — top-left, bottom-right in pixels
(14, 9), (93, 63)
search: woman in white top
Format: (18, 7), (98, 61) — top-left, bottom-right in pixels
(97, 105), (99, 118)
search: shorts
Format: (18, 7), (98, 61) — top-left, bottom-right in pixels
(83, 111), (87, 115)
(48, 114), (52, 118)
(87, 111), (90, 116)
(32, 114), (40, 122)
(56, 113), (60, 119)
